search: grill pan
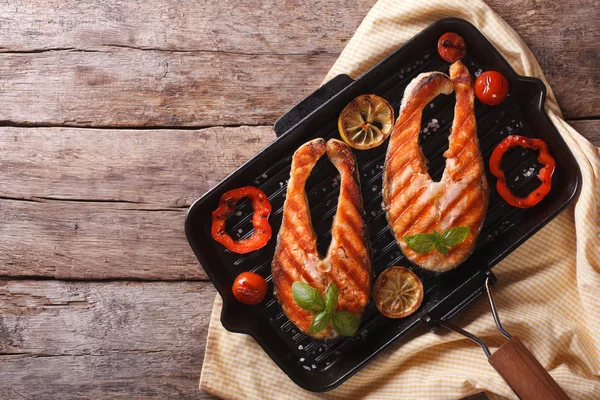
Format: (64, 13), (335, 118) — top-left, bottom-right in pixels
(185, 18), (581, 392)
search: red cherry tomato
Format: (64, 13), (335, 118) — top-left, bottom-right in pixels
(232, 272), (267, 305)
(437, 32), (467, 63)
(474, 71), (509, 106)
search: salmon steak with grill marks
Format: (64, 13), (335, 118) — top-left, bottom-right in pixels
(382, 61), (489, 272)
(272, 138), (371, 339)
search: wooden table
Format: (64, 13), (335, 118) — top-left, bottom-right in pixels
(0, 1), (597, 399)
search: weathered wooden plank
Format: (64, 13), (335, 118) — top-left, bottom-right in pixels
(0, 126), (275, 207)
(0, 200), (206, 280)
(0, 0), (596, 127)
(0, 0), (371, 54)
(0, 279), (217, 399)
(0, 49), (337, 127)
(0, 121), (596, 280)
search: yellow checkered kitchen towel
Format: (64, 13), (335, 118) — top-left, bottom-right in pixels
(200, 0), (600, 398)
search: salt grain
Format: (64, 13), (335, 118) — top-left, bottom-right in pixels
(235, 211), (242, 216)
(507, 126), (513, 132)
(312, 364), (317, 369)
(371, 211), (377, 217)
(322, 187), (326, 192)
(298, 345), (304, 350)
(372, 186), (377, 192)
(430, 103), (435, 108)
(262, 173), (268, 178)
(424, 54), (430, 59)
(299, 358), (305, 362)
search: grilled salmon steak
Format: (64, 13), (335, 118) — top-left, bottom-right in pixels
(272, 138), (371, 339)
(382, 61), (489, 272)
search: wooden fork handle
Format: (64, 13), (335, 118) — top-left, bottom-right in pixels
(488, 336), (571, 400)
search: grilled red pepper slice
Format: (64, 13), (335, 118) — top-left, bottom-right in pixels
(489, 135), (555, 208)
(211, 186), (272, 254)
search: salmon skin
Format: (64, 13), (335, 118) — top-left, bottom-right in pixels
(382, 61), (489, 272)
(272, 138), (371, 339)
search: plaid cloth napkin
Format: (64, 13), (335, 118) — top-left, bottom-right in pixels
(200, 0), (600, 398)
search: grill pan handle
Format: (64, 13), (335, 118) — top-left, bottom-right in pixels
(441, 278), (570, 400)
(273, 74), (354, 137)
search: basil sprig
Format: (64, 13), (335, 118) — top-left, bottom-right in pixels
(404, 226), (471, 255)
(291, 282), (359, 336)
(291, 281), (325, 311)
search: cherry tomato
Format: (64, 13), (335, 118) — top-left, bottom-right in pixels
(437, 32), (467, 63)
(232, 272), (267, 305)
(474, 71), (509, 106)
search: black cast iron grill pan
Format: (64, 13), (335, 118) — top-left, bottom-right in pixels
(185, 18), (581, 392)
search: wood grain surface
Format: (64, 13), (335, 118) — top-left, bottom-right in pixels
(0, 0), (597, 127)
(0, 280), (216, 400)
(0, 0), (598, 399)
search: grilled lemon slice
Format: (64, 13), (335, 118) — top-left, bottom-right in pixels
(373, 266), (423, 318)
(338, 94), (394, 150)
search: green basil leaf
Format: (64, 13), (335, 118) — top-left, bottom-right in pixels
(403, 233), (436, 254)
(331, 311), (360, 337)
(432, 229), (443, 242)
(292, 282), (325, 312)
(441, 226), (471, 246)
(307, 311), (331, 334)
(435, 242), (449, 255)
(324, 283), (338, 312)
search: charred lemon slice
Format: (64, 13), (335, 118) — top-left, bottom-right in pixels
(373, 266), (423, 318)
(338, 94), (394, 150)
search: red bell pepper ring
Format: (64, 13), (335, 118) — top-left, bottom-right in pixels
(211, 186), (272, 254)
(489, 135), (555, 208)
